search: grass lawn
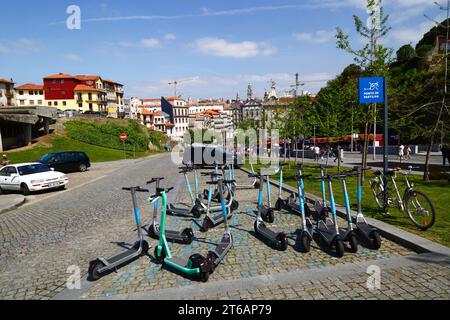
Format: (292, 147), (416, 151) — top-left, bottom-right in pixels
(6, 135), (159, 164)
(245, 162), (450, 247)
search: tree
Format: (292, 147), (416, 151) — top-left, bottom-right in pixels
(336, 0), (393, 183)
(396, 44), (415, 64)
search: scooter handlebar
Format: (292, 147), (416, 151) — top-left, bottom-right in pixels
(122, 187), (150, 193)
(146, 177), (165, 185)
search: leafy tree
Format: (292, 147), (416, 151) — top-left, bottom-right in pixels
(336, 0), (393, 183)
(396, 44), (415, 64)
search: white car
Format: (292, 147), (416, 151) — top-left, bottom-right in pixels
(0, 163), (69, 196)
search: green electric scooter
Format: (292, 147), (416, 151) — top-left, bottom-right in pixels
(152, 186), (212, 282)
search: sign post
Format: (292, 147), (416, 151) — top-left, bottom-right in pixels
(120, 133), (128, 159)
(358, 77), (388, 211)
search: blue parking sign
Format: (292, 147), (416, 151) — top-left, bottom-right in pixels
(358, 77), (385, 104)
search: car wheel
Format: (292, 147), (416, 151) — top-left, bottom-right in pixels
(21, 183), (31, 196)
(79, 163), (88, 172)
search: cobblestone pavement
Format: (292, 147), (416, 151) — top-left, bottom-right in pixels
(1, 162), (448, 300)
(0, 154), (179, 300)
(66, 169), (448, 300)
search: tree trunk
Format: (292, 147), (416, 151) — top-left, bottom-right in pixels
(423, 142), (432, 181)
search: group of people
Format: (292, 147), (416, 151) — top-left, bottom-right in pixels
(312, 145), (343, 163)
(398, 144), (412, 162)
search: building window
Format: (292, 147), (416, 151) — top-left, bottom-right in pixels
(39, 91), (43, 95)
(30, 100), (34, 105)
(19, 91), (24, 95)
(48, 102), (52, 106)
(63, 101), (67, 106)
(54, 101), (58, 106)
(20, 100), (25, 105)
(29, 91), (34, 95)
(78, 103), (82, 109)
(38, 100), (43, 105)
(52, 80), (56, 84)
(61, 79), (65, 84)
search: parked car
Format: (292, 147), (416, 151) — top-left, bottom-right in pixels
(183, 144), (244, 167)
(38, 151), (91, 173)
(0, 163), (69, 196)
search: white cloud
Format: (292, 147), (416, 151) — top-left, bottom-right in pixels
(0, 38), (45, 54)
(140, 38), (161, 48)
(191, 37), (276, 58)
(293, 30), (334, 44)
(62, 53), (82, 61)
(163, 33), (176, 41)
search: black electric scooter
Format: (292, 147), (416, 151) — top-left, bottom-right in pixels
(205, 178), (234, 272)
(167, 164), (203, 218)
(88, 186), (150, 281)
(275, 163), (312, 216)
(251, 170), (288, 251)
(200, 172), (235, 232)
(147, 177), (194, 244)
(351, 166), (382, 249)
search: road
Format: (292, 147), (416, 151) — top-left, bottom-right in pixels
(0, 153), (181, 300)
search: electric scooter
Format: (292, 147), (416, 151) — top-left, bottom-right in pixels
(275, 163), (312, 216)
(351, 166), (382, 250)
(335, 173), (358, 253)
(200, 172), (235, 232)
(167, 164), (203, 218)
(153, 186), (212, 282)
(147, 177), (194, 244)
(205, 178), (234, 272)
(88, 186), (150, 281)
(229, 157), (260, 190)
(251, 170), (288, 251)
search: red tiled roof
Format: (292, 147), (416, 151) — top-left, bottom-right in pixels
(140, 109), (154, 116)
(0, 78), (13, 84)
(44, 73), (74, 79)
(76, 75), (101, 81)
(164, 122), (174, 127)
(73, 84), (100, 92)
(16, 83), (44, 90)
(143, 98), (161, 102)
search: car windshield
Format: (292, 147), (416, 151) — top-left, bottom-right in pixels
(38, 154), (55, 162)
(18, 164), (51, 176)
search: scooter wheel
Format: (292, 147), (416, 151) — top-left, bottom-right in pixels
(348, 234), (358, 253)
(253, 220), (259, 233)
(334, 239), (345, 258)
(254, 181), (260, 189)
(265, 209), (275, 223)
(154, 246), (166, 264)
(201, 219), (212, 233)
(199, 271), (210, 283)
(182, 228), (194, 244)
(88, 260), (105, 281)
(206, 252), (219, 273)
(275, 199), (282, 211)
(192, 207), (202, 219)
(277, 233), (288, 251)
(140, 241), (150, 256)
(231, 200), (239, 211)
(296, 232), (311, 253)
(148, 224), (157, 239)
(369, 231), (382, 250)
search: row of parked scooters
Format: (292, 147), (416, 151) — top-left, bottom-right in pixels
(88, 162), (241, 282)
(88, 161), (382, 283)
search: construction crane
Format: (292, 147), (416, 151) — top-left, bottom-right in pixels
(290, 73), (305, 98)
(168, 78), (198, 98)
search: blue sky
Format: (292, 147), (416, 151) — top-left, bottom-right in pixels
(0, 0), (444, 100)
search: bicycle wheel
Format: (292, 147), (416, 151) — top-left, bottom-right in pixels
(371, 181), (385, 209)
(404, 190), (436, 230)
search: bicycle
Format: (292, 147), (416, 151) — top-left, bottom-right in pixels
(370, 166), (436, 230)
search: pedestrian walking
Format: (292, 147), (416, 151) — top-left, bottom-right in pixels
(442, 145), (450, 166)
(406, 144), (412, 161)
(314, 145), (320, 162)
(398, 144), (405, 162)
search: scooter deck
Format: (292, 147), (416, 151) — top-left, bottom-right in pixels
(106, 247), (139, 265)
(166, 256), (189, 267)
(210, 234), (232, 264)
(168, 204), (193, 215)
(208, 210), (233, 226)
(317, 222), (338, 245)
(257, 223), (280, 242)
(355, 222), (375, 238)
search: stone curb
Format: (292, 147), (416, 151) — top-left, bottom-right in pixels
(0, 195), (26, 214)
(240, 167), (450, 257)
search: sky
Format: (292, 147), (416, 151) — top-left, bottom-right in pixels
(0, 0), (445, 100)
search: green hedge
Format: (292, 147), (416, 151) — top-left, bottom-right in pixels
(64, 120), (149, 152)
